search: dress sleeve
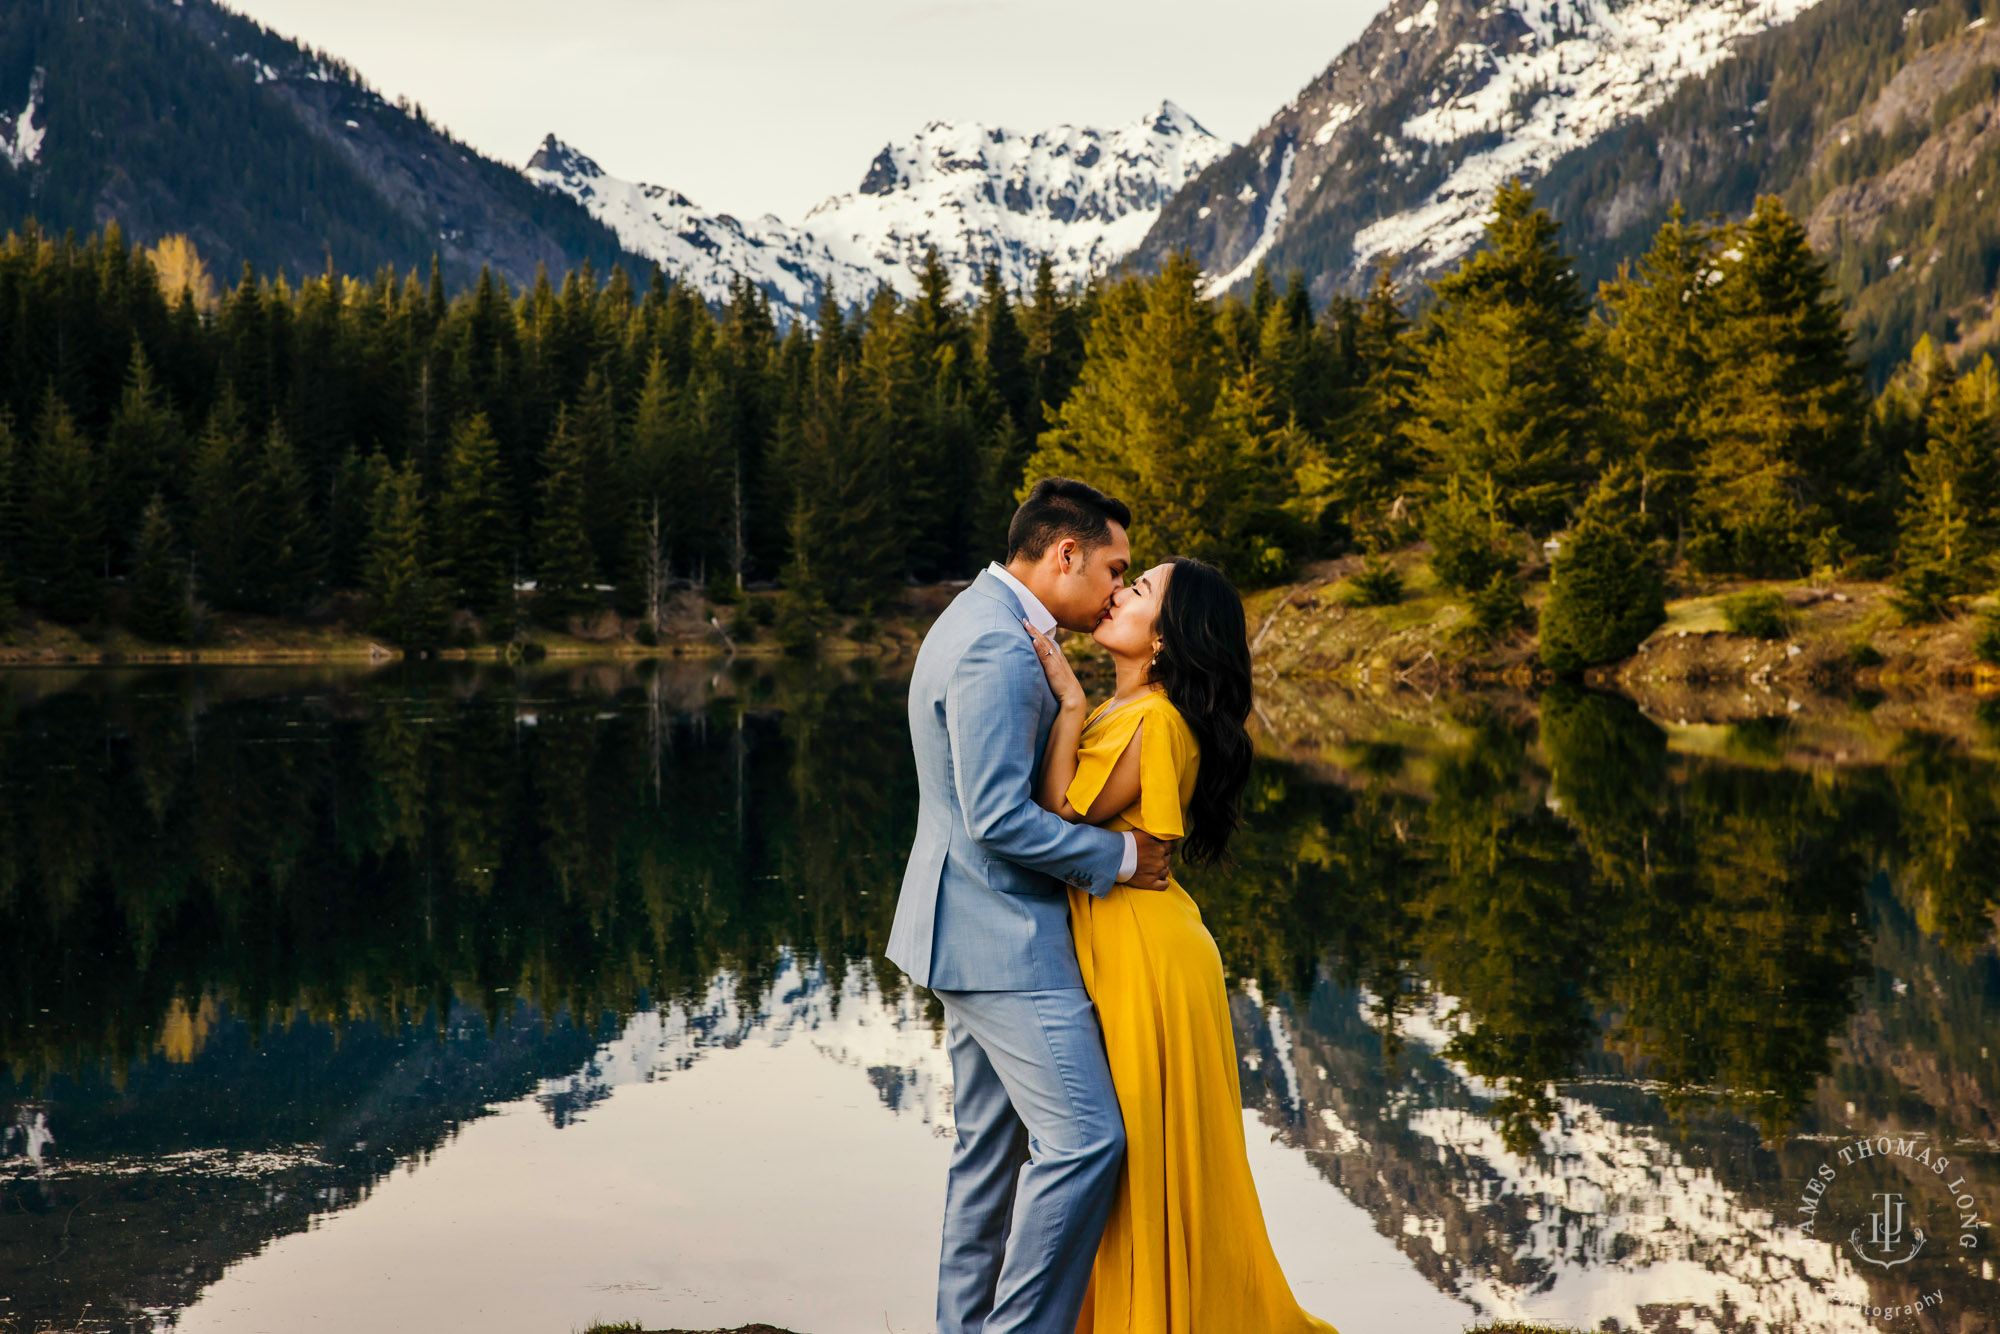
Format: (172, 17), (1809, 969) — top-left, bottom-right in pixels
(1065, 707), (1139, 819)
(1137, 702), (1194, 840)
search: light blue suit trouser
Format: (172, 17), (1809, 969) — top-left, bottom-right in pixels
(933, 986), (1125, 1334)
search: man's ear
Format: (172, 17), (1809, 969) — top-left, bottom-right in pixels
(1055, 538), (1077, 573)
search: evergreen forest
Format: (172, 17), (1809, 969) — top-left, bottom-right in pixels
(0, 180), (1992, 671)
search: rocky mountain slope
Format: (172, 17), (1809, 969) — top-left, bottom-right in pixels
(0, 0), (648, 289)
(528, 102), (1228, 319)
(1534, 0), (2000, 375)
(1133, 0), (1828, 302)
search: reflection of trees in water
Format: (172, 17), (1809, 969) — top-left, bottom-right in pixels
(1, 669), (1996, 1330)
(1189, 688), (1998, 1148)
(0, 662), (919, 1090)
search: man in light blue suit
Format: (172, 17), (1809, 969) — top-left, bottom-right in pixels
(889, 478), (1173, 1334)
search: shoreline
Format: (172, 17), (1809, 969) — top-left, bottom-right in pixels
(7, 568), (1998, 705)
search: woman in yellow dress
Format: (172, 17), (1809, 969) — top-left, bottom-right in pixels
(1021, 556), (1336, 1334)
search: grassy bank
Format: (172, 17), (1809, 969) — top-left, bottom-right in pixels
(1244, 548), (2000, 696)
(0, 586), (949, 667)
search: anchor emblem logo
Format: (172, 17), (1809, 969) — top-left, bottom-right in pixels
(1849, 1191), (1926, 1268)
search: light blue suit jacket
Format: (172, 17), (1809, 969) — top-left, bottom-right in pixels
(887, 572), (1127, 991)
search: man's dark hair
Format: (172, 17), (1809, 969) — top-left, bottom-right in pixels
(1005, 478), (1132, 562)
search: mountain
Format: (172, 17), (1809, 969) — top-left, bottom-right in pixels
(524, 135), (880, 314)
(527, 102), (1228, 319)
(1133, 0), (1828, 299)
(0, 0), (649, 289)
(1531, 0), (2000, 376)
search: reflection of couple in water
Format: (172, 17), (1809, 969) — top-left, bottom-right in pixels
(889, 478), (1335, 1333)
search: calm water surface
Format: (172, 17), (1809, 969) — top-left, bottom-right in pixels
(0, 663), (1995, 1333)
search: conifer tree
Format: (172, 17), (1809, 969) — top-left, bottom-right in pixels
(128, 493), (193, 644)
(1426, 474), (1519, 592)
(1329, 259), (1419, 546)
(243, 421), (321, 613)
(1021, 255), (1084, 438)
(978, 264), (1031, 434)
(0, 410), (19, 608)
(439, 412), (516, 631)
(364, 458), (446, 648)
(25, 388), (104, 624)
(1893, 355), (2000, 619)
(1689, 195), (1866, 574)
(1541, 469), (1667, 675)
(103, 347), (185, 572)
(189, 391), (255, 611)
(1598, 205), (1717, 543)
(571, 370), (628, 579)
(533, 406), (599, 622)
(1026, 255), (1295, 581)
(1405, 180), (1591, 536)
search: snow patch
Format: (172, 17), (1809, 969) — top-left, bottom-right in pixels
(1206, 142), (1295, 295)
(1350, 0), (1827, 275)
(0, 68), (46, 171)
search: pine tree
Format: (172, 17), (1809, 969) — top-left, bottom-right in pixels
(533, 406), (599, 622)
(25, 388), (104, 624)
(782, 336), (901, 616)
(1689, 195), (1866, 575)
(1329, 258), (1419, 546)
(1025, 255), (1297, 581)
(1893, 355), (2000, 619)
(1426, 474), (1519, 592)
(439, 412), (516, 631)
(1541, 470), (1667, 675)
(571, 370), (628, 580)
(0, 410), (20, 610)
(128, 493), (193, 644)
(103, 346), (186, 573)
(189, 390), (255, 611)
(1405, 180), (1592, 536)
(364, 459), (446, 648)
(243, 421), (321, 613)
(1598, 205), (1717, 545)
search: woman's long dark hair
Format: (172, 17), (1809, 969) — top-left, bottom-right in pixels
(1151, 556), (1253, 867)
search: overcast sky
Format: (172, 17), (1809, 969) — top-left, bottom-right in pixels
(225, 0), (1390, 220)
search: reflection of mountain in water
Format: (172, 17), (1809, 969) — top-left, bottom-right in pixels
(1230, 882), (2000, 1333)
(1, 1001), (604, 1331)
(536, 953), (951, 1132)
(3, 667), (1997, 1333)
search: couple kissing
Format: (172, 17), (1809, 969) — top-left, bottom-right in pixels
(887, 478), (1335, 1334)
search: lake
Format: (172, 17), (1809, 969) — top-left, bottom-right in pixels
(1, 661), (1995, 1334)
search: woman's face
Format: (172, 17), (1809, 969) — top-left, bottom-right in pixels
(1091, 561), (1174, 664)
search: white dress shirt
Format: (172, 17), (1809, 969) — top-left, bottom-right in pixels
(988, 562), (1140, 883)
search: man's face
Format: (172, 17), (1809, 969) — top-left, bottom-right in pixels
(1045, 523), (1131, 634)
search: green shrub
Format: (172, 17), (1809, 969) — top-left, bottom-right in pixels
(1722, 589), (1791, 638)
(1848, 640), (1885, 668)
(749, 597), (777, 627)
(849, 615), (879, 643)
(775, 585), (831, 655)
(1344, 559), (1404, 607)
(1425, 481), (1519, 592)
(633, 620), (658, 646)
(730, 608), (755, 642)
(1541, 505), (1666, 675)
(1470, 572), (1533, 641)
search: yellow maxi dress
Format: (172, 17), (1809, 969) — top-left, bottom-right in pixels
(1065, 690), (1337, 1334)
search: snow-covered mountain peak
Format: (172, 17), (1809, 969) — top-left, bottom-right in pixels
(1136, 0), (1831, 300)
(524, 134), (879, 315)
(527, 102), (1228, 320)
